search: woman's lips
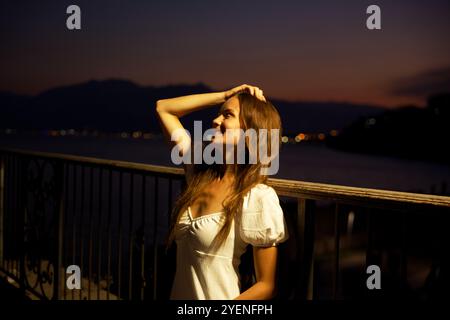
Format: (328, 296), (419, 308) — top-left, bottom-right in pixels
(211, 128), (224, 138)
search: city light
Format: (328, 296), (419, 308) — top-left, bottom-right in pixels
(132, 131), (142, 139)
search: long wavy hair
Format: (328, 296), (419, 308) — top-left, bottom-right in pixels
(167, 92), (282, 249)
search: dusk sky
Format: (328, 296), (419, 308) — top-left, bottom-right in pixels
(1, 0), (449, 107)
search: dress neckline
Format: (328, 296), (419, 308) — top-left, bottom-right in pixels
(187, 206), (225, 221)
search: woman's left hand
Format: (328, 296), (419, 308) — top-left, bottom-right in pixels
(225, 84), (266, 102)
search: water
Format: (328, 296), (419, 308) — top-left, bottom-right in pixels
(1, 134), (449, 194)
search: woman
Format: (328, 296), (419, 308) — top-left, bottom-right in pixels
(156, 84), (289, 300)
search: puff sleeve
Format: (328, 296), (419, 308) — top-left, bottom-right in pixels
(239, 184), (289, 247)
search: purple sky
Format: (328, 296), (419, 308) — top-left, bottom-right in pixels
(1, 0), (449, 107)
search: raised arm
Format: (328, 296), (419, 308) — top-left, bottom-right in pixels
(155, 84), (266, 156)
(156, 91), (227, 155)
(155, 85), (266, 180)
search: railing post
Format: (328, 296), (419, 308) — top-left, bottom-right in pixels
(18, 156), (27, 296)
(153, 177), (159, 300)
(54, 160), (65, 300)
(333, 203), (341, 300)
(296, 198), (315, 300)
(139, 174), (147, 300)
(399, 211), (407, 292)
(0, 154), (4, 267)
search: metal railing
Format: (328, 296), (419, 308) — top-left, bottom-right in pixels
(1, 148), (449, 300)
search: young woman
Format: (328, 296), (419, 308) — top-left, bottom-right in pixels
(156, 84), (289, 300)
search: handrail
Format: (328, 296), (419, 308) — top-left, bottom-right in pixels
(0, 148), (183, 177)
(2, 148), (449, 211)
(270, 178), (450, 211)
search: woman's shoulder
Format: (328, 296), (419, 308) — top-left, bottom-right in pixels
(244, 183), (280, 211)
(249, 183), (276, 193)
(248, 183), (278, 199)
(240, 183), (288, 246)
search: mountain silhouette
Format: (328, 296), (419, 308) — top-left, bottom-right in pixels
(0, 79), (383, 134)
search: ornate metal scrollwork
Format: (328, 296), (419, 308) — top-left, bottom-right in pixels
(22, 157), (63, 299)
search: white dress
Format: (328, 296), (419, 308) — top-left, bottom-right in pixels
(170, 184), (289, 300)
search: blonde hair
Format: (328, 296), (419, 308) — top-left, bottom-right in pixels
(167, 93), (282, 249)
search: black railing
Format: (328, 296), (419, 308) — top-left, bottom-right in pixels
(0, 149), (184, 300)
(1, 148), (449, 300)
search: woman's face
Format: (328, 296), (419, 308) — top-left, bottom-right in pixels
(211, 96), (242, 145)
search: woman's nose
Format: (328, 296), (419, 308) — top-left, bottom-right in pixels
(212, 115), (223, 128)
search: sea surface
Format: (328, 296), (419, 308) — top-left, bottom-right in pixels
(1, 134), (449, 194)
